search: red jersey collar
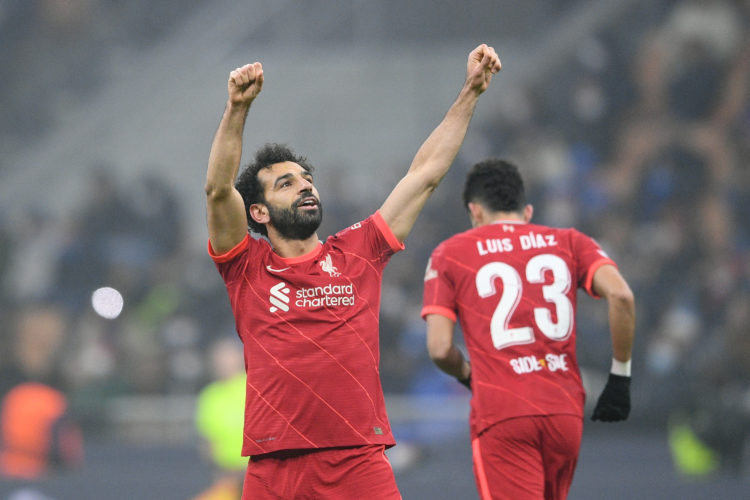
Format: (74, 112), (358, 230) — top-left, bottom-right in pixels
(491, 219), (527, 225)
(277, 241), (324, 265)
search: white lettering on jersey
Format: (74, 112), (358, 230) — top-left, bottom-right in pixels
(295, 283), (355, 308)
(546, 353), (569, 372)
(476, 238), (513, 256)
(476, 254), (573, 350)
(509, 353), (569, 374)
(510, 356), (544, 374)
(519, 232), (558, 251)
(269, 282), (290, 313)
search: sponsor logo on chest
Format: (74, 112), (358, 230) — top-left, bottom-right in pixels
(267, 253), (355, 312)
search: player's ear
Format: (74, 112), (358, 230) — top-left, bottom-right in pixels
(249, 203), (270, 225)
(523, 204), (533, 222)
(467, 202), (483, 227)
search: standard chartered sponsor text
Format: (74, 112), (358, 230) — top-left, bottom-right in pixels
(296, 283), (355, 308)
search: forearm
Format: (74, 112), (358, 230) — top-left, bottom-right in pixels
(609, 294), (635, 363)
(430, 344), (471, 380)
(408, 86), (480, 184)
(205, 102), (251, 197)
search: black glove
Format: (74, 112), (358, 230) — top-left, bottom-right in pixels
(456, 372), (472, 391)
(591, 373), (630, 422)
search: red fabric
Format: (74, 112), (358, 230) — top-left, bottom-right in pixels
(242, 445), (401, 499)
(472, 415), (582, 500)
(422, 221), (616, 437)
(210, 212), (402, 456)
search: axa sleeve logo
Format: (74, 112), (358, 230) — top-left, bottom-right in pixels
(269, 282), (290, 312)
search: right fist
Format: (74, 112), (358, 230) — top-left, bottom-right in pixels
(228, 62), (264, 106)
(466, 44), (501, 95)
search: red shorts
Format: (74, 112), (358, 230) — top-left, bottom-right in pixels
(472, 415), (582, 500)
(242, 445), (401, 500)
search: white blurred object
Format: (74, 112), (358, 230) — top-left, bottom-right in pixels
(7, 488), (57, 500)
(91, 286), (124, 319)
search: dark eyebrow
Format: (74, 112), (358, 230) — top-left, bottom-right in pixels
(273, 171), (313, 189)
(273, 173), (294, 189)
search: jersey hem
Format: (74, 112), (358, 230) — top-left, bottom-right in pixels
(372, 211), (406, 253)
(242, 439), (396, 458)
(421, 305), (457, 322)
(208, 234), (250, 263)
(584, 258), (616, 297)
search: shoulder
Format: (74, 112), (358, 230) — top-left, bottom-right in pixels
(529, 224), (586, 243)
(329, 212), (404, 254)
(434, 226), (479, 252)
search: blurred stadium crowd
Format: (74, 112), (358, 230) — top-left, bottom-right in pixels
(0, 0), (749, 479)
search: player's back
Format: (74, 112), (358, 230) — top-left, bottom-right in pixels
(423, 220), (615, 434)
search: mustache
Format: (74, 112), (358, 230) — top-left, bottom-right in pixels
(294, 191), (320, 207)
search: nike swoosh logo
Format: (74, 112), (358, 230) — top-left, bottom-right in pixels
(266, 265), (290, 272)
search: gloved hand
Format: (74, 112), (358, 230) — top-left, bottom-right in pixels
(457, 373), (472, 391)
(591, 373), (630, 421)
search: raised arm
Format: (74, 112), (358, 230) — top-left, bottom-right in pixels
(205, 62), (264, 254)
(379, 44), (502, 242)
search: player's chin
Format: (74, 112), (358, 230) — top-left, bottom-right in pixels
(297, 209), (322, 227)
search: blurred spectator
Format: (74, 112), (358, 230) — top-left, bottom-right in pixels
(1, 208), (65, 304)
(0, 304), (84, 479)
(191, 337), (247, 500)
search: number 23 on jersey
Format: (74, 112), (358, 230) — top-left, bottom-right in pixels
(476, 253), (573, 350)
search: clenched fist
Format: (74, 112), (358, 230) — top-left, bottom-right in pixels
(228, 62), (264, 107)
(466, 44), (501, 95)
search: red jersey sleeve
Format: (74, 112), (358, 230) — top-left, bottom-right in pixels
(569, 229), (617, 297)
(329, 210), (404, 263)
(208, 234), (268, 284)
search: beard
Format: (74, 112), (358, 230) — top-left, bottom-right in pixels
(267, 195), (323, 240)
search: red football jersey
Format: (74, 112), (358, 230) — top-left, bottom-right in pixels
(210, 211), (404, 456)
(421, 220), (615, 437)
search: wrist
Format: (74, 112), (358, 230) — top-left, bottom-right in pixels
(227, 100), (251, 114)
(458, 83), (483, 102)
(610, 358), (631, 377)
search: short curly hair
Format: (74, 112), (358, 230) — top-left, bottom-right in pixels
(235, 143), (315, 236)
(462, 158), (525, 213)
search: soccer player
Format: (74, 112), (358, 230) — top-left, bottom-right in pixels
(205, 44), (501, 499)
(421, 159), (635, 500)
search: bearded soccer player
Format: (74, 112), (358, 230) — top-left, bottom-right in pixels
(204, 45), (501, 499)
(422, 159), (635, 500)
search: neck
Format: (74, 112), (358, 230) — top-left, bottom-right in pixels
(489, 211), (524, 223)
(268, 232), (320, 258)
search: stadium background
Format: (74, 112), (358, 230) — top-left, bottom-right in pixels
(1, 0), (748, 498)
